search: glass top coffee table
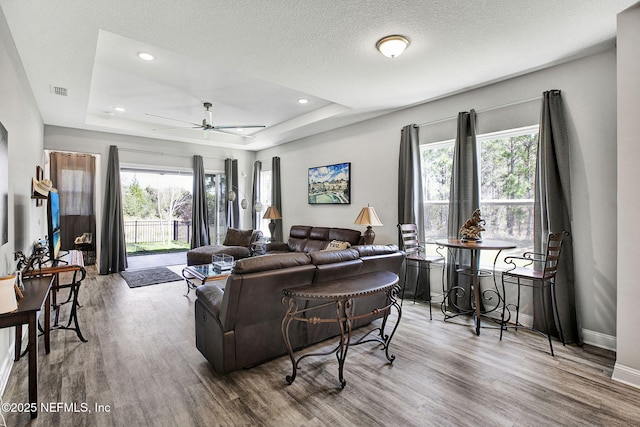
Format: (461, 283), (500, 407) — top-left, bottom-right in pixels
(182, 264), (230, 296)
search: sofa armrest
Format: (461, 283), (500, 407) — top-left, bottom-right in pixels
(195, 283), (225, 318)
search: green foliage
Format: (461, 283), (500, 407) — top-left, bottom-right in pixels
(123, 177), (155, 218)
(422, 131), (539, 243)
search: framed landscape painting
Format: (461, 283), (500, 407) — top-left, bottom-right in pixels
(308, 162), (350, 204)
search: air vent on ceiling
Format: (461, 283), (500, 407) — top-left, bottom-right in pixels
(50, 85), (68, 96)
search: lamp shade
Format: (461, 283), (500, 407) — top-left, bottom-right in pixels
(0, 275), (18, 314)
(262, 206), (282, 220)
(354, 206), (383, 226)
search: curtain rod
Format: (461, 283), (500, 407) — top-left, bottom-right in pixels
(417, 95), (542, 128)
(118, 147), (225, 161)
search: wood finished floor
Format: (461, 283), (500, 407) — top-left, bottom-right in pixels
(3, 265), (640, 427)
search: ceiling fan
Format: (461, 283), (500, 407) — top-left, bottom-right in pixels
(145, 102), (266, 137)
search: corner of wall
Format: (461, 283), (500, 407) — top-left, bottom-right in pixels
(612, 363), (640, 390)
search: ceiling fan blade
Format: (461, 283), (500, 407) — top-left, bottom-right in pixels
(152, 126), (203, 131)
(213, 125), (266, 130)
(145, 112), (202, 127)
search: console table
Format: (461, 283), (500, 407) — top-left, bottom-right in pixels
(0, 276), (52, 419)
(281, 271), (401, 388)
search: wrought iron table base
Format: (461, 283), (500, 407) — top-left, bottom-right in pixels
(281, 272), (401, 388)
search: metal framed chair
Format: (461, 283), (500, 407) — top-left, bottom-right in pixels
(500, 231), (568, 355)
(397, 223), (445, 319)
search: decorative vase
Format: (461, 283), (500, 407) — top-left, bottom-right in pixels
(0, 275), (18, 314)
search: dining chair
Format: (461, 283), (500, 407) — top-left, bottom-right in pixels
(500, 231), (569, 355)
(397, 223), (445, 319)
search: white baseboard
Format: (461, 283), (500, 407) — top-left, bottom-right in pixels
(581, 328), (617, 351)
(0, 335), (15, 397)
(612, 363), (640, 390)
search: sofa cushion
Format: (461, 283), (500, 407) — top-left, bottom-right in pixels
(223, 228), (254, 247)
(232, 252), (311, 274)
(303, 239), (329, 253)
(309, 227), (330, 241)
(287, 237), (309, 252)
(329, 228), (362, 245)
(289, 225), (312, 239)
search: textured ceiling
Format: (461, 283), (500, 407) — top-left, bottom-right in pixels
(1, 0), (637, 150)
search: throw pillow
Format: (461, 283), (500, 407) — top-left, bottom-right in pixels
(223, 228), (254, 247)
(324, 240), (351, 251)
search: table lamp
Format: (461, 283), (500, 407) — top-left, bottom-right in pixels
(263, 206), (282, 241)
(354, 205), (383, 245)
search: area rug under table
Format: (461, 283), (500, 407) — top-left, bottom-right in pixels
(120, 267), (183, 288)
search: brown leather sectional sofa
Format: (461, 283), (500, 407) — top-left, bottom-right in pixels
(194, 244), (404, 374)
(265, 225), (364, 253)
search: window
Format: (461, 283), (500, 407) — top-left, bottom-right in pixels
(259, 170), (272, 234)
(205, 173), (226, 244)
(421, 125), (539, 266)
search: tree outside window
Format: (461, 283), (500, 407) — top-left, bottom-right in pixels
(421, 125), (539, 266)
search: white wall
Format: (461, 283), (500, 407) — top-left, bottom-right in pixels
(44, 126), (257, 265)
(258, 50), (619, 350)
(613, 3), (640, 389)
(0, 8), (46, 395)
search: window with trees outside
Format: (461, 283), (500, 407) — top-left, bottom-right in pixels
(205, 173), (226, 245)
(259, 170), (272, 234)
(121, 169), (192, 254)
(121, 169), (227, 253)
(421, 125), (539, 267)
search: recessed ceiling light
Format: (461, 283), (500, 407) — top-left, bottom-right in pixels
(137, 52), (154, 61)
(376, 35), (410, 58)
(297, 98), (309, 104)
(114, 106), (126, 112)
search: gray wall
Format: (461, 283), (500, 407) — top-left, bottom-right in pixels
(613, 3), (640, 389)
(258, 50), (619, 353)
(0, 8), (46, 394)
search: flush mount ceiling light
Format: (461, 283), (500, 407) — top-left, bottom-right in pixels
(114, 106), (125, 112)
(376, 35), (410, 58)
(137, 52), (154, 61)
(297, 98), (309, 104)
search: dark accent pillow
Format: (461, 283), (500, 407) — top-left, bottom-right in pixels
(223, 228), (254, 247)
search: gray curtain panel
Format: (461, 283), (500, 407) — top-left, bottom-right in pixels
(191, 155), (210, 249)
(49, 152), (96, 251)
(398, 124), (425, 298)
(251, 160), (262, 229)
(272, 156), (283, 242)
(398, 124), (424, 231)
(446, 110), (479, 310)
(534, 90), (580, 344)
(99, 145), (127, 274)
